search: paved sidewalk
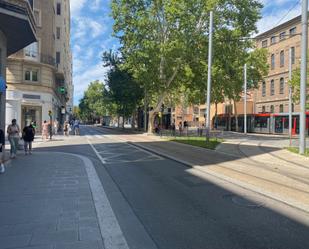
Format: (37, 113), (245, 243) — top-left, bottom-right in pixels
(100, 127), (309, 213)
(0, 152), (106, 249)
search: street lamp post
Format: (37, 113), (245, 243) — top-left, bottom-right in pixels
(288, 47), (293, 146)
(299, 0), (308, 154)
(244, 64), (247, 135)
(206, 11), (214, 142)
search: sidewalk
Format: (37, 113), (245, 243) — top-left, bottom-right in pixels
(102, 128), (309, 213)
(0, 150), (126, 249)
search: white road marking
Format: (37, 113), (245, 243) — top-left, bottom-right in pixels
(88, 140), (107, 164)
(103, 134), (163, 160)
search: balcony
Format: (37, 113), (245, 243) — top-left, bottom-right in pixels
(0, 0), (36, 55)
(27, 0), (33, 9)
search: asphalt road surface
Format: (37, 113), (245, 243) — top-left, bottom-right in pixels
(37, 126), (309, 249)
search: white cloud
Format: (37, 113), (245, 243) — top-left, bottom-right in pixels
(73, 63), (108, 103)
(72, 17), (106, 41)
(70, 0), (87, 17)
(89, 0), (102, 11)
(257, 1), (301, 34)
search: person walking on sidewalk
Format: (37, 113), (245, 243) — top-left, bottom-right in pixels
(63, 121), (69, 136)
(7, 119), (20, 159)
(0, 128), (5, 173)
(22, 123), (35, 155)
(73, 119), (80, 135)
(42, 120), (49, 140)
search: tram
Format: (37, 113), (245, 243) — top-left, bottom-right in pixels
(214, 112), (309, 135)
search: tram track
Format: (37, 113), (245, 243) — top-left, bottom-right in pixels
(236, 141), (309, 186)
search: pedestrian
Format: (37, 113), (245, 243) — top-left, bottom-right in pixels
(54, 119), (59, 135)
(42, 120), (49, 140)
(63, 121), (69, 136)
(171, 122), (176, 137)
(73, 119), (80, 135)
(22, 123), (35, 155)
(0, 127), (5, 173)
(178, 122), (183, 136)
(7, 119), (20, 159)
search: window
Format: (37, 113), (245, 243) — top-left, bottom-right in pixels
(271, 36), (276, 44)
(270, 79), (275, 96)
(24, 42), (38, 60)
(279, 32), (286, 40)
(262, 106), (266, 113)
(292, 103), (295, 112)
(291, 47), (295, 64)
(262, 81), (266, 97)
(25, 70), (31, 81)
(56, 27), (61, 39)
(280, 78), (284, 94)
(290, 27), (296, 35)
(262, 40), (268, 48)
(56, 52), (60, 64)
(280, 50), (285, 67)
(57, 3), (61, 15)
(279, 104), (284, 113)
(32, 71), (38, 81)
(270, 105), (274, 113)
(34, 9), (41, 26)
(24, 70), (38, 82)
(271, 54), (275, 70)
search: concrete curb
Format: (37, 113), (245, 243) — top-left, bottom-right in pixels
(129, 142), (309, 214)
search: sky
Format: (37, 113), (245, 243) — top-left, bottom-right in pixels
(70, 0), (302, 106)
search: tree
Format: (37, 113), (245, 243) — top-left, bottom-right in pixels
(111, 0), (266, 132)
(103, 51), (143, 128)
(79, 81), (109, 123)
(289, 67), (309, 110)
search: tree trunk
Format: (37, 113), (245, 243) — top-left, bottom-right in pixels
(148, 110), (156, 133)
(215, 102), (218, 130)
(144, 88), (148, 132)
(131, 111), (136, 130)
(233, 100), (238, 132)
(117, 115), (120, 128)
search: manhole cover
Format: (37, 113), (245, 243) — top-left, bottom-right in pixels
(223, 194), (264, 209)
(231, 196), (264, 208)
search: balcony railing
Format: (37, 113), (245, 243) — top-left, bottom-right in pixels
(18, 51), (56, 66)
(27, 0), (33, 10)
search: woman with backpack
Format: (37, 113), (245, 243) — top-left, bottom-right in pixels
(22, 123), (35, 155)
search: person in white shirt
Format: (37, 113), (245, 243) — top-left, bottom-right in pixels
(7, 119), (20, 159)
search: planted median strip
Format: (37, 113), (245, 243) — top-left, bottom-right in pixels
(286, 147), (309, 157)
(170, 136), (223, 150)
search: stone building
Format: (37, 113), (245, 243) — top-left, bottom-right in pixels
(5, 0), (72, 132)
(0, 0), (36, 131)
(254, 15), (308, 114)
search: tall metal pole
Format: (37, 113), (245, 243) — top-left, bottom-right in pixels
(288, 47), (293, 146)
(206, 11), (213, 142)
(244, 64), (247, 135)
(299, 0), (308, 155)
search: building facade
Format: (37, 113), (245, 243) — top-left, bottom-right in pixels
(0, 0), (36, 131)
(5, 0), (72, 133)
(254, 15), (307, 115)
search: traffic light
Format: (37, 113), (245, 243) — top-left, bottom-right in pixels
(48, 110), (52, 117)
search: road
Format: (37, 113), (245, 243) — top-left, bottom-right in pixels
(36, 125), (309, 249)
